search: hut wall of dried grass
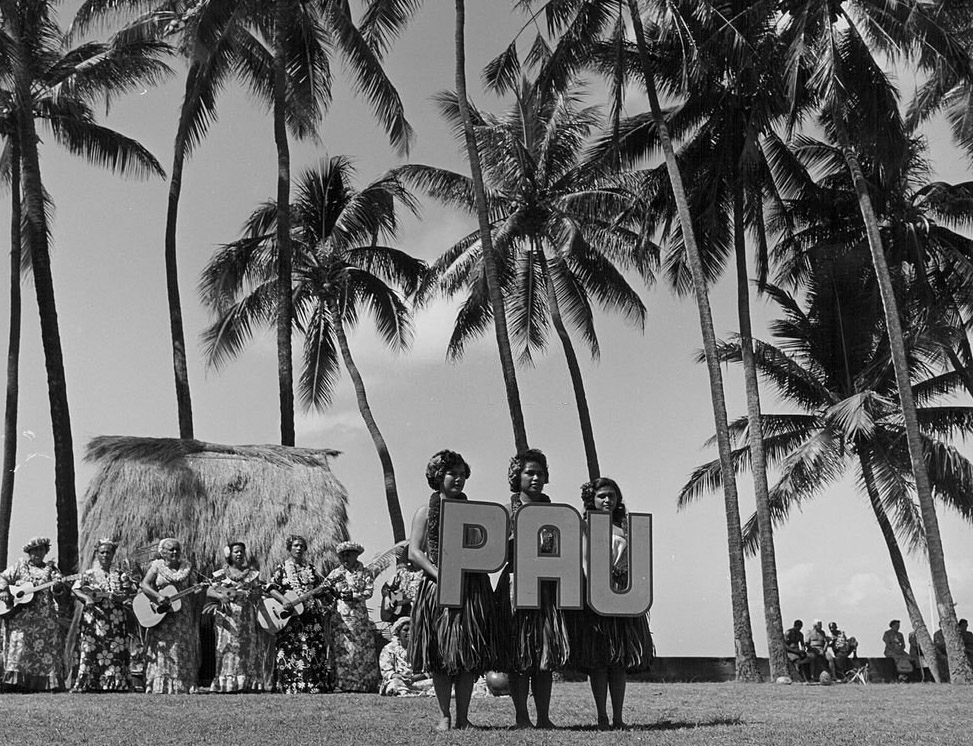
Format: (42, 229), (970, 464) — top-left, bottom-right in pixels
(80, 436), (349, 575)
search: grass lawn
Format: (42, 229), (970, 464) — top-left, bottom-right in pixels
(2, 681), (971, 746)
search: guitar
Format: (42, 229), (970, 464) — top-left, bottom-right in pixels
(132, 582), (209, 628)
(0, 573), (82, 616)
(257, 541), (408, 634)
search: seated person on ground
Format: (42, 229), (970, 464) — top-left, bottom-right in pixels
(784, 620), (814, 680)
(883, 619), (916, 681)
(828, 622), (857, 678)
(806, 619), (829, 678)
(379, 618), (432, 696)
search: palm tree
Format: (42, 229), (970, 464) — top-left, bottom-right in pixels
(488, 0), (761, 679)
(75, 0), (416, 446)
(200, 156), (424, 543)
(0, 0), (170, 572)
(780, 0), (973, 683)
(453, 0), (529, 452)
(580, 1), (795, 677)
(74, 0), (247, 441)
(399, 80), (651, 479)
(679, 259), (973, 683)
(0, 127), (21, 566)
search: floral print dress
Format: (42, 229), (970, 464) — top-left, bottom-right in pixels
(143, 559), (201, 694)
(72, 564), (136, 691)
(269, 559), (333, 693)
(210, 566), (269, 692)
(327, 562), (380, 692)
(0, 559), (64, 691)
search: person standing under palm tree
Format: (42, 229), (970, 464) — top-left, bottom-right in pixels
(0, 537), (66, 691)
(496, 449), (569, 729)
(208, 542), (267, 693)
(568, 478), (652, 730)
(139, 538), (204, 694)
(409, 449), (496, 731)
(326, 541), (380, 693)
(71, 538), (136, 692)
(267, 535), (333, 693)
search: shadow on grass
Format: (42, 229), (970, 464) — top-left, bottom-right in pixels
(562, 715), (745, 733)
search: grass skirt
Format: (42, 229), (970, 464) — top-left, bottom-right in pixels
(493, 572), (570, 674)
(566, 603), (653, 673)
(409, 572), (497, 677)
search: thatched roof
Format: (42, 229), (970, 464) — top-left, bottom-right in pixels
(81, 436), (349, 574)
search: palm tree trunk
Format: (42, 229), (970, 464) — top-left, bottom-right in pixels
(327, 299), (406, 543)
(732, 179), (788, 680)
(0, 136), (22, 567)
(858, 447), (941, 682)
(542, 252), (599, 480)
(273, 8), (295, 447)
(454, 0), (528, 453)
(626, 0), (759, 680)
(17, 106), (79, 574)
(833, 114), (972, 684)
(163, 69), (200, 441)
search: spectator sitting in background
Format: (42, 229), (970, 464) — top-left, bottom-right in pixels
(883, 619), (916, 682)
(961, 619), (973, 669)
(784, 620), (814, 681)
(828, 622), (857, 678)
(806, 619), (829, 678)
(379, 618), (432, 696)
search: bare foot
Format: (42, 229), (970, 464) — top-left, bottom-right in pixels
(535, 719), (557, 730)
(612, 720), (629, 731)
(597, 717), (611, 731)
(454, 721), (476, 730)
(512, 718), (534, 730)
(435, 716), (451, 732)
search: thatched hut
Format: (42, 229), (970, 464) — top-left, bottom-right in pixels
(80, 436), (349, 574)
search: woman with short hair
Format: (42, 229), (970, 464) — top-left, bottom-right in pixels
(72, 538), (136, 691)
(267, 534), (333, 692)
(139, 538), (205, 693)
(208, 541), (268, 692)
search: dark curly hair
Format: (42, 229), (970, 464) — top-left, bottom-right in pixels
(581, 477), (627, 524)
(507, 448), (549, 492)
(285, 534), (308, 551)
(425, 449), (471, 491)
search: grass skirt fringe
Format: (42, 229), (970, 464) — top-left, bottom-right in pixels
(409, 573), (496, 677)
(493, 573), (570, 674)
(566, 604), (653, 673)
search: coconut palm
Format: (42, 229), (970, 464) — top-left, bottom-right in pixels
(200, 156), (424, 543)
(486, 0), (762, 678)
(579, 0), (796, 677)
(679, 257), (973, 683)
(453, 0), (529, 452)
(0, 0), (170, 572)
(75, 0), (416, 446)
(0, 127), (21, 566)
(779, 0), (973, 683)
(399, 80), (651, 479)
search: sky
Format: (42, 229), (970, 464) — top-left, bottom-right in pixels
(2, 1), (973, 659)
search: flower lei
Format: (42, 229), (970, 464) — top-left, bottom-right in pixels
(88, 564), (122, 594)
(154, 558), (191, 584)
(283, 559), (316, 592)
(223, 564), (257, 583)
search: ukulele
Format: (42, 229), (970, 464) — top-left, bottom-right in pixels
(0, 573), (81, 616)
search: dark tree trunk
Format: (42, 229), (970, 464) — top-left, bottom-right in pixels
(163, 68), (199, 440)
(328, 299), (406, 542)
(454, 0), (528, 453)
(273, 9), (295, 447)
(626, 0), (759, 680)
(0, 136), (22, 567)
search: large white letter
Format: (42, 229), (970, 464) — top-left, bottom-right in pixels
(437, 498), (508, 607)
(513, 504), (583, 610)
(587, 512), (652, 616)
